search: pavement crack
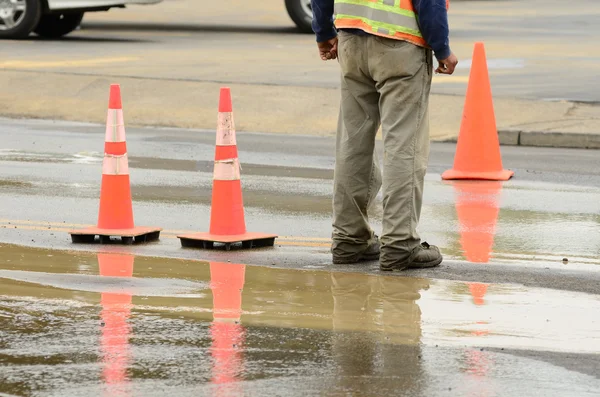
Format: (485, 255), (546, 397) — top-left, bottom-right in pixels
(565, 103), (579, 117)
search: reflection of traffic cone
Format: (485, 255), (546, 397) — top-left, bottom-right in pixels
(453, 181), (502, 263)
(98, 252), (135, 278)
(210, 262), (246, 393)
(98, 253), (134, 397)
(442, 43), (514, 181)
(70, 84), (162, 245)
(465, 348), (492, 379)
(469, 282), (489, 306)
(210, 262), (245, 320)
(178, 88), (277, 250)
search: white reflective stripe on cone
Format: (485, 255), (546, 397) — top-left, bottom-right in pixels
(216, 112), (236, 146)
(213, 158), (241, 181)
(102, 153), (130, 175)
(105, 109), (126, 143)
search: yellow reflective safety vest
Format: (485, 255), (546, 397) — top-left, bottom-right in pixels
(334, 0), (450, 48)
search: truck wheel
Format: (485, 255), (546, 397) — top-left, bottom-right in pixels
(34, 12), (84, 38)
(285, 0), (313, 33)
(0, 0), (42, 39)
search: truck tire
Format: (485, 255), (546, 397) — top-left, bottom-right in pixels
(285, 0), (313, 33)
(34, 12), (84, 38)
(0, 0), (42, 39)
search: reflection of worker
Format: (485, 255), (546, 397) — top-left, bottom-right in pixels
(328, 272), (430, 393)
(311, 0), (457, 270)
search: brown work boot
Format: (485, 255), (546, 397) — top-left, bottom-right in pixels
(332, 235), (380, 264)
(380, 242), (443, 271)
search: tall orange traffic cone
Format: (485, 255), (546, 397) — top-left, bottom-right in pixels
(210, 262), (246, 393)
(178, 88), (277, 250)
(453, 181), (502, 263)
(442, 43), (514, 181)
(98, 253), (134, 396)
(70, 84), (162, 245)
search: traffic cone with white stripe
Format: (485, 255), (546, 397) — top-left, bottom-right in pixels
(178, 87), (277, 250)
(69, 84), (162, 245)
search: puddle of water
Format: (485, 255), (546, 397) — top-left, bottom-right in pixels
(1, 245), (600, 396)
(451, 181), (503, 263)
(423, 178), (600, 266)
(0, 179), (34, 188)
(0, 149), (102, 165)
(2, 149), (600, 267)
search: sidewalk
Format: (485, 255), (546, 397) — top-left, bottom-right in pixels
(431, 94), (600, 149)
(1, 70), (599, 149)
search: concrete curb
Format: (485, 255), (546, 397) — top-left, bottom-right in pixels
(441, 129), (600, 150)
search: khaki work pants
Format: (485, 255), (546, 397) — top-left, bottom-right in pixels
(332, 31), (433, 268)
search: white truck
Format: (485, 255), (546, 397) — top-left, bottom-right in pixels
(0, 0), (314, 39)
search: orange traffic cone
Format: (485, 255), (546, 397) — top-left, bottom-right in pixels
(468, 282), (489, 306)
(178, 88), (277, 250)
(210, 262), (246, 391)
(98, 253), (134, 395)
(453, 181), (502, 263)
(70, 84), (162, 245)
(442, 43), (514, 181)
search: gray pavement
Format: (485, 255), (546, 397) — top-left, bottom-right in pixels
(1, 118), (600, 396)
(0, 0), (599, 147)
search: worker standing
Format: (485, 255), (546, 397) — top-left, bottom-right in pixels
(311, 0), (458, 271)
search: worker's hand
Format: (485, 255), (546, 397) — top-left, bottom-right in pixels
(436, 52), (458, 75)
(317, 37), (339, 61)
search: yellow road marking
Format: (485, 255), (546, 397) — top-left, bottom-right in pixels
(5, 221), (597, 263)
(0, 219), (331, 242)
(0, 220), (331, 248)
(0, 219), (89, 228)
(1, 225), (72, 233)
(432, 75), (469, 84)
(0, 57), (139, 69)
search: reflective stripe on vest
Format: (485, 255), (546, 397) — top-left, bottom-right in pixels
(334, 0), (449, 47)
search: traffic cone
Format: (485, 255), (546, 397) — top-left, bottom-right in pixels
(178, 88), (277, 250)
(98, 253), (134, 395)
(453, 181), (502, 263)
(442, 43), (514, 181)
(210, 262), (246, 391)
(69, 84), (162, 245)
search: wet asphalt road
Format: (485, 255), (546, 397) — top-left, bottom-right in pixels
(2, 1), (600, 394)
(1, 118), (600, 395)
(1, 246), (599, 396)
